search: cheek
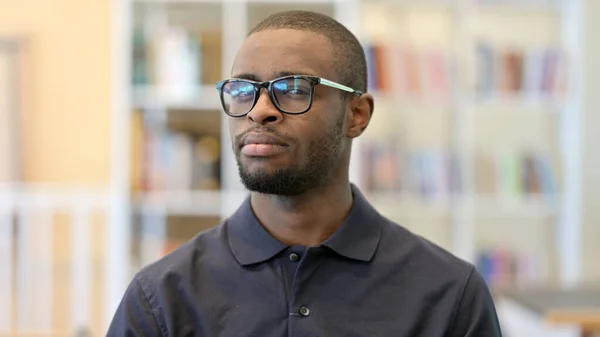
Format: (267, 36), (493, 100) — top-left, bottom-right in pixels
(285, 114), (323, 142)
(295, 123), (332, 153)
(228, 121), (234, 137)
(228, 118), (246, 143)
(228, 117), (240, 132)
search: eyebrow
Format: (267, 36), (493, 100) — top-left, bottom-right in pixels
(232, 73), (261, 81)
(231, 70), (319, 82)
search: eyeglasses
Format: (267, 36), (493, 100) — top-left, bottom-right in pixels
(215, 75), (363, 117)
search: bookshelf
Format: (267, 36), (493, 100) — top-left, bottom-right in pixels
(357, 0), (580, 292)
(127, 0), (224, 269)
(119, 0), (582, 295)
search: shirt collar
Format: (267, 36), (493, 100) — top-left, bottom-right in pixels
(226, 184), (383, 266)
(227, 196), (288, 266)
(320, 184), (383, 262)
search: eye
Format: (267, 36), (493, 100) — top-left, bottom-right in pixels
(226, 82), (255, 100)
(233, 90), (253, 97)
(286, 87), (310, 95)
(274, 79), (311, 96)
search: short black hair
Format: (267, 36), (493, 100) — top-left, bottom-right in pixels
(248, 10), (368, 93)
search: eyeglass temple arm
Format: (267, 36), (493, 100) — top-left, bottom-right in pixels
(319, 78), (363, 95)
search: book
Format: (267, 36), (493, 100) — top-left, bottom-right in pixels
(363, 42), (453, 102)
(474, 151), (558, 198)
(361, 143), (462, 199)
(475, 42), (569, 101)
(476, 248), (547, 290)
(131, 24), (222, 94)
(132, 111), (221, 192)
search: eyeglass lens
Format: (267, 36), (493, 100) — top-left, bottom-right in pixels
(221, 77), (312, 116)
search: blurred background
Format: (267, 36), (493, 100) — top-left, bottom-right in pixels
(0, 0), (598, 336)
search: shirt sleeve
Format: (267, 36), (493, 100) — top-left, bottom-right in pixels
(449, 267), (503, 337)
(106, 276), (165, 337)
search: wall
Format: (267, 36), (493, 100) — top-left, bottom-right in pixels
(0, 48), (13, 181)
(582, 0), (600, 284)
(0, 0), (111, 184)
(0, 0), (111, 335)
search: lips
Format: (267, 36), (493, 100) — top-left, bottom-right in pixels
(241, 133), (288, 147)
(240, 132), (289, 157)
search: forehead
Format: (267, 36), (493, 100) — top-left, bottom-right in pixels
(231, 29), (337, 81)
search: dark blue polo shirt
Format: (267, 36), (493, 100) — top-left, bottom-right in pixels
(107, 185), (502, 336)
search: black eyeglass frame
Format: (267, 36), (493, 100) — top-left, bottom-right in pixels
(215, 75), (364, 117)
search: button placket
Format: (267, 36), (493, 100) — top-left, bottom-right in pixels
(288, 247), (320, 325)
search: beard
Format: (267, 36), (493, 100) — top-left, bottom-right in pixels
(235, 111), (345, 196)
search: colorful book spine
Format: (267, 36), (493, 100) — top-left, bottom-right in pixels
(362, 42), (453, 102)
(475, 42), (569, 100)
(361, 143), (462, 199)
(133, 113), (222, 192)
(474, 151), (558, 199)
(476, 248), (546, 289)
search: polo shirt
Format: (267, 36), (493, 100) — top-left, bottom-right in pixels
(107, 185), (502, 336)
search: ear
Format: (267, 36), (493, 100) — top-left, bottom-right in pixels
(346, 93), (374, 139)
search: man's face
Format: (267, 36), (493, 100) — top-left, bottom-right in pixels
(228, 29), (349, 196)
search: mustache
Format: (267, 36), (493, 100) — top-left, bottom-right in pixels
(235, 126), (292, 145)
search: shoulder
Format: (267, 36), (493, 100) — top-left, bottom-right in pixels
(133, 221), (231, 289)
(107, 222), (235, 336)
(377, 216), (476, 285)
(376, 216), (502, 333)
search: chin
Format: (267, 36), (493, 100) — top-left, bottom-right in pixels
(240, 164), (288, 181)
(237, 162), (311, 196)
(240, 155), (290, 170)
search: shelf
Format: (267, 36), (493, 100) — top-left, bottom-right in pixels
(134, 189), (249, 217)
(372, 93), (455, 110)
(132, 85), (221, 110)
(364, 0), (457, 9)
(367, 191), (455, 213)
(472, 0), (562, 13)
(365, 192), (558, 217)
(468, 93), (564, 111)
(470, 194), (559, 217)
(135, 189), (221, 216)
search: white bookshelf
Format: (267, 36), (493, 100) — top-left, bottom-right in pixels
(116, 0), (583, 299)
(356, 0), (581, 291)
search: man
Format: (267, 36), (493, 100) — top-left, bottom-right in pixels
(108, 10), (502, 336)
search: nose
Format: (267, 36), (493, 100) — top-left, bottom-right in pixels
(247, 88), (282, 125)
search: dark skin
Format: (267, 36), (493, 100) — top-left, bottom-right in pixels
(229, 29), (374, 247)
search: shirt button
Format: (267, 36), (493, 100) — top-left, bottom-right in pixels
(299, 306), (310, 317)
(289, 253), (300, 261)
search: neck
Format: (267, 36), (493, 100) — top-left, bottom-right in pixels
(250, 177), (354, 247)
